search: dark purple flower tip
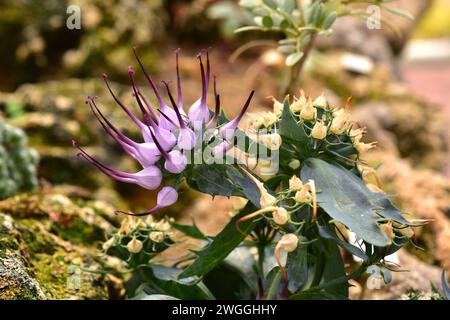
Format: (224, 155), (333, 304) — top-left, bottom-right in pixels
(220, 90), (255, 141)
(128, 66), (135, 76)
(114, 186), (178, 216)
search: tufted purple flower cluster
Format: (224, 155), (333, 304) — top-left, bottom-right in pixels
(73, 48), (255, 215)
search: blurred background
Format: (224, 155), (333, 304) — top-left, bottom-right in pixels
(0, 0), (449, 300)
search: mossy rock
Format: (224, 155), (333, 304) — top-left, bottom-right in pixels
(0, 190), (125, 299)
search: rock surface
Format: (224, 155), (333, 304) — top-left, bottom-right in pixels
(0, 189), (124, 299)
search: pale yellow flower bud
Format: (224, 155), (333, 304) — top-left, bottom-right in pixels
(313, 94), (328, 108)
(118, 219), (131, 237)
(127, 237), (143, 253)
(311, 120), (328, 140)
(330, 110), (350, 135)
(355, 141), (375, 154)
(262, 112), (278, 127)
(290, 95), (305, 113)
(277, 233), (299, 252)
(288, 159), (301, 170)
(294, 184), (312, 204)
(261, 133), (282, 150)
(145, 215), (154, 225)
(289, 175), (303, 191)
(231, 196), (248, 212)
(102, 237), (116, 251)
(154, 220), (171, 232)
(300, 98), (316, 121)
(273, 207), (289, 225)
(149, 231), (165, 243)
(272, 98), (284, 117)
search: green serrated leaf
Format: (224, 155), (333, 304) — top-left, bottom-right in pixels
(301, 158), (397, 247)
(279, 99), (308, 149)
(285, 51), (304, 66)
(186, 164), (260, 208)
(318, 225), (368, 260)
(178, 205), (259, 279)
(286, 245), (308, 293)
(136, 266), (214, 300)
(169, 219), (208, 240)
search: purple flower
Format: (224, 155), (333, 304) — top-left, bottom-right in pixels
(116, 186), (179, 216)
(74, 47), (255, 216)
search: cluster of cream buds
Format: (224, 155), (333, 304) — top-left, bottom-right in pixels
(289, 175), (313, 205)
(103, 215), (179, 255)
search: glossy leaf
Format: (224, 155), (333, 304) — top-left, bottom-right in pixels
(186, 164), (260, 208)
(286, 52), (304, 66)
(301, 158), (408, 246)
(179, 205), (259, 279)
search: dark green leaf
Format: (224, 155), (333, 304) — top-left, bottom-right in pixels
(264, 267), (283, 299)
(318, 225), (368, 260)
(186, 164), (260, 208)
(135, 266), (214, 300)
(169, 219), (208, 240)
(279, 99), (308, 145)
(179, 205), (259, 279)
(301, 158), (396, 246)
(286, 245), (308, 293)
(203, 261), (255, 299)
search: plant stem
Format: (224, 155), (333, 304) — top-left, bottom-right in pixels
(283, 32), (317, 96)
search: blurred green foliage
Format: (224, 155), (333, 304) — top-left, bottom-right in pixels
(0, 0), (166, 90)
(0, 120), (39, 199)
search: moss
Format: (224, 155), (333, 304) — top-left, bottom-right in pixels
(32, 250), (109, 300)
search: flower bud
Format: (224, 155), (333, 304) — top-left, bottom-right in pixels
(289, 175), (303, 191)
(273, 207), (289, 225)
(118, 219), (131, 237)
(154, 220), (171, 232)
(127, 237), (143, 253)
(311, 120), (327, 140)
(330, 110), (349, 135)
(102, 237), (116, 251)
(262, 112), (278, 127)
(288, 159), (301, 170)
(294, 185), (312, 204)
(149, 231), (165, 243)
(261, 133), (282, 150)
(272, 98), (283, 117)
(290, 95), (305, 113)
(355, 140), (375, 154)
(300, 98), (316, 121)
(277, 233), (299, 252)
(313, 94), (328, 108)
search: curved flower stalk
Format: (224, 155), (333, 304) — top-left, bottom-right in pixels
(73, 48), (255, 216)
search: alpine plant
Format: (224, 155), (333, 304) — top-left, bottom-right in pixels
(73, 48), (255, 216)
